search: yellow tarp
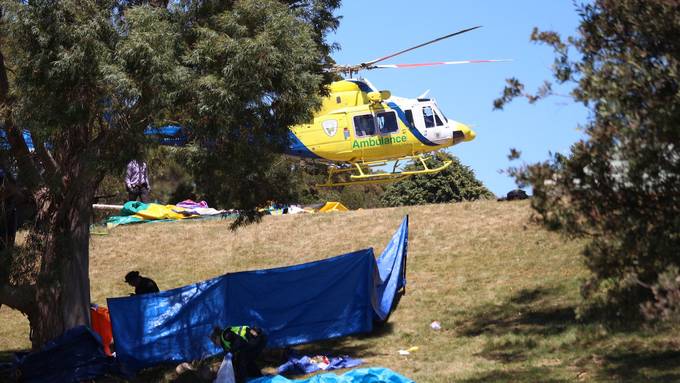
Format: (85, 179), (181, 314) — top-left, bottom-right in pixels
(132, 204), (195, 221)
(318, 201), (349, 213)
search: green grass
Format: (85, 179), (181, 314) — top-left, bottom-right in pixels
(1, 200), (679, 382)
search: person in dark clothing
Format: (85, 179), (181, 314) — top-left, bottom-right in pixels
(210, 325), (267, 383)
(124, 271), (160, 295)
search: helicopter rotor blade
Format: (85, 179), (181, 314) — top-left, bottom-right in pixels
(372, 59), (512, 69)
(362, 26), (482, 67)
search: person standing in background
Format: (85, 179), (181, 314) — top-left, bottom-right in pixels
(125, 159), (150, 202)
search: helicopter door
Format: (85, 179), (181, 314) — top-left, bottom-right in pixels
(419, 105), (447, 144)
(375, 110), (402, 158)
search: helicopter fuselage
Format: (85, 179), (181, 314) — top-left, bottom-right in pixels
(287, 79), (475, 163)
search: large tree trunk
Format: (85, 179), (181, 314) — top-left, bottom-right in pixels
(25, 186), (95, 349)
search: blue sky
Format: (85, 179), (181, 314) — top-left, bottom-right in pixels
(330, 1), (589, 196)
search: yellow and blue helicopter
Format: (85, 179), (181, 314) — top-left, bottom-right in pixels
(285, 26), (508, 187)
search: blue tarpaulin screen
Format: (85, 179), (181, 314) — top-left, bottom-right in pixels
(108, 216), (408, 372)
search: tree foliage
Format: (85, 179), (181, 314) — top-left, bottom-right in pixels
(0, 0), (339, 347)
(381, 152), (493, 207)
(495, 0), (680, 321)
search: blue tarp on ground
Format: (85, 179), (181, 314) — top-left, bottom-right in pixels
(13, 326), (117, 383)
(108, 216), (409, 373)
(250, 368), (414, 383)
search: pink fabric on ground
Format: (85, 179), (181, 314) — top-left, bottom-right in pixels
(176, 199), (209, 209)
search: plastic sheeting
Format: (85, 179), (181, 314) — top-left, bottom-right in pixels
(250, 368), (414, 383)
(106, 201), (200, 227)
(318, 202), (348, 213)
(373, 216), (409, 321)
(14, 326), (117, 383)
(106, 201), (228, 227)
(90, 305), (113, 356)
(277, 354), (363, 375)
(108, 216), (409, 373)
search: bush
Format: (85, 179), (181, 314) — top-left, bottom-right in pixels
(381, 152), (493, 207)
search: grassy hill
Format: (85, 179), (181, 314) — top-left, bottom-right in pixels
(1, 200), (679, 382)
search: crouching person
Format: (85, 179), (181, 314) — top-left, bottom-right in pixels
(210, 325), (267, 383)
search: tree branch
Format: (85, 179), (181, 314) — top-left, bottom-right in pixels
(0, 283), (35, 315)
(35, 139), (59, 184)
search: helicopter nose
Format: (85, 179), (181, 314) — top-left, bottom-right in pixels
(451, 121), (476, 142)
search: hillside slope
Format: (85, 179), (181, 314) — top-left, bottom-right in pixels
(2, 200), (679, 382)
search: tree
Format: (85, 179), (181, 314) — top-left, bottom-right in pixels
(495, 0), (680, 320)
(381, 152), (493, 207)
(0, 0), (339, 348)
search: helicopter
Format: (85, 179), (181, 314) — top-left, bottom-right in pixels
(285, 26), (509, 187)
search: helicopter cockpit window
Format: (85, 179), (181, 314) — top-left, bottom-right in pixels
(376, 111), (398, 134)
(422, 106), (444, 128)
(353, 114), (376, 137)
(434, 111), (444, 126)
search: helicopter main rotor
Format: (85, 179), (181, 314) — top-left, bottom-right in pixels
(331, 26), (510, 77)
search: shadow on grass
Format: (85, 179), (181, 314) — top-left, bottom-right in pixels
(293, 322), (395, 359)
(457, 287), (577, 338)
(455, 286), (680, 382)
(596, 348), (680, 382)
(457, 367), (571, 383)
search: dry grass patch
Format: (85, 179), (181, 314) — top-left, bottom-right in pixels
(2, 200), (679, 382)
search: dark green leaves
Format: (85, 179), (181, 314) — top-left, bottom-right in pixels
(381, 152), (494, 207)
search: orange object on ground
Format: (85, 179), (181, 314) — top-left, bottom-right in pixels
(90, 305), (114, 356)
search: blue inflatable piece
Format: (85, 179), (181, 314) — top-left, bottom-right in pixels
(144, 125), (187, 146)
(108, 217), (409, 373)
(144, 125), (183, 137)
(13, 326), (117, 383)
(250, 367), (414, 383)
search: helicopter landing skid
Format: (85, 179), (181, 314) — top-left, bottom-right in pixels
(317, 155), (452, 187)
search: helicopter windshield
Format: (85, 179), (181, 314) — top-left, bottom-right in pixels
(422, 106), (444, 128)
